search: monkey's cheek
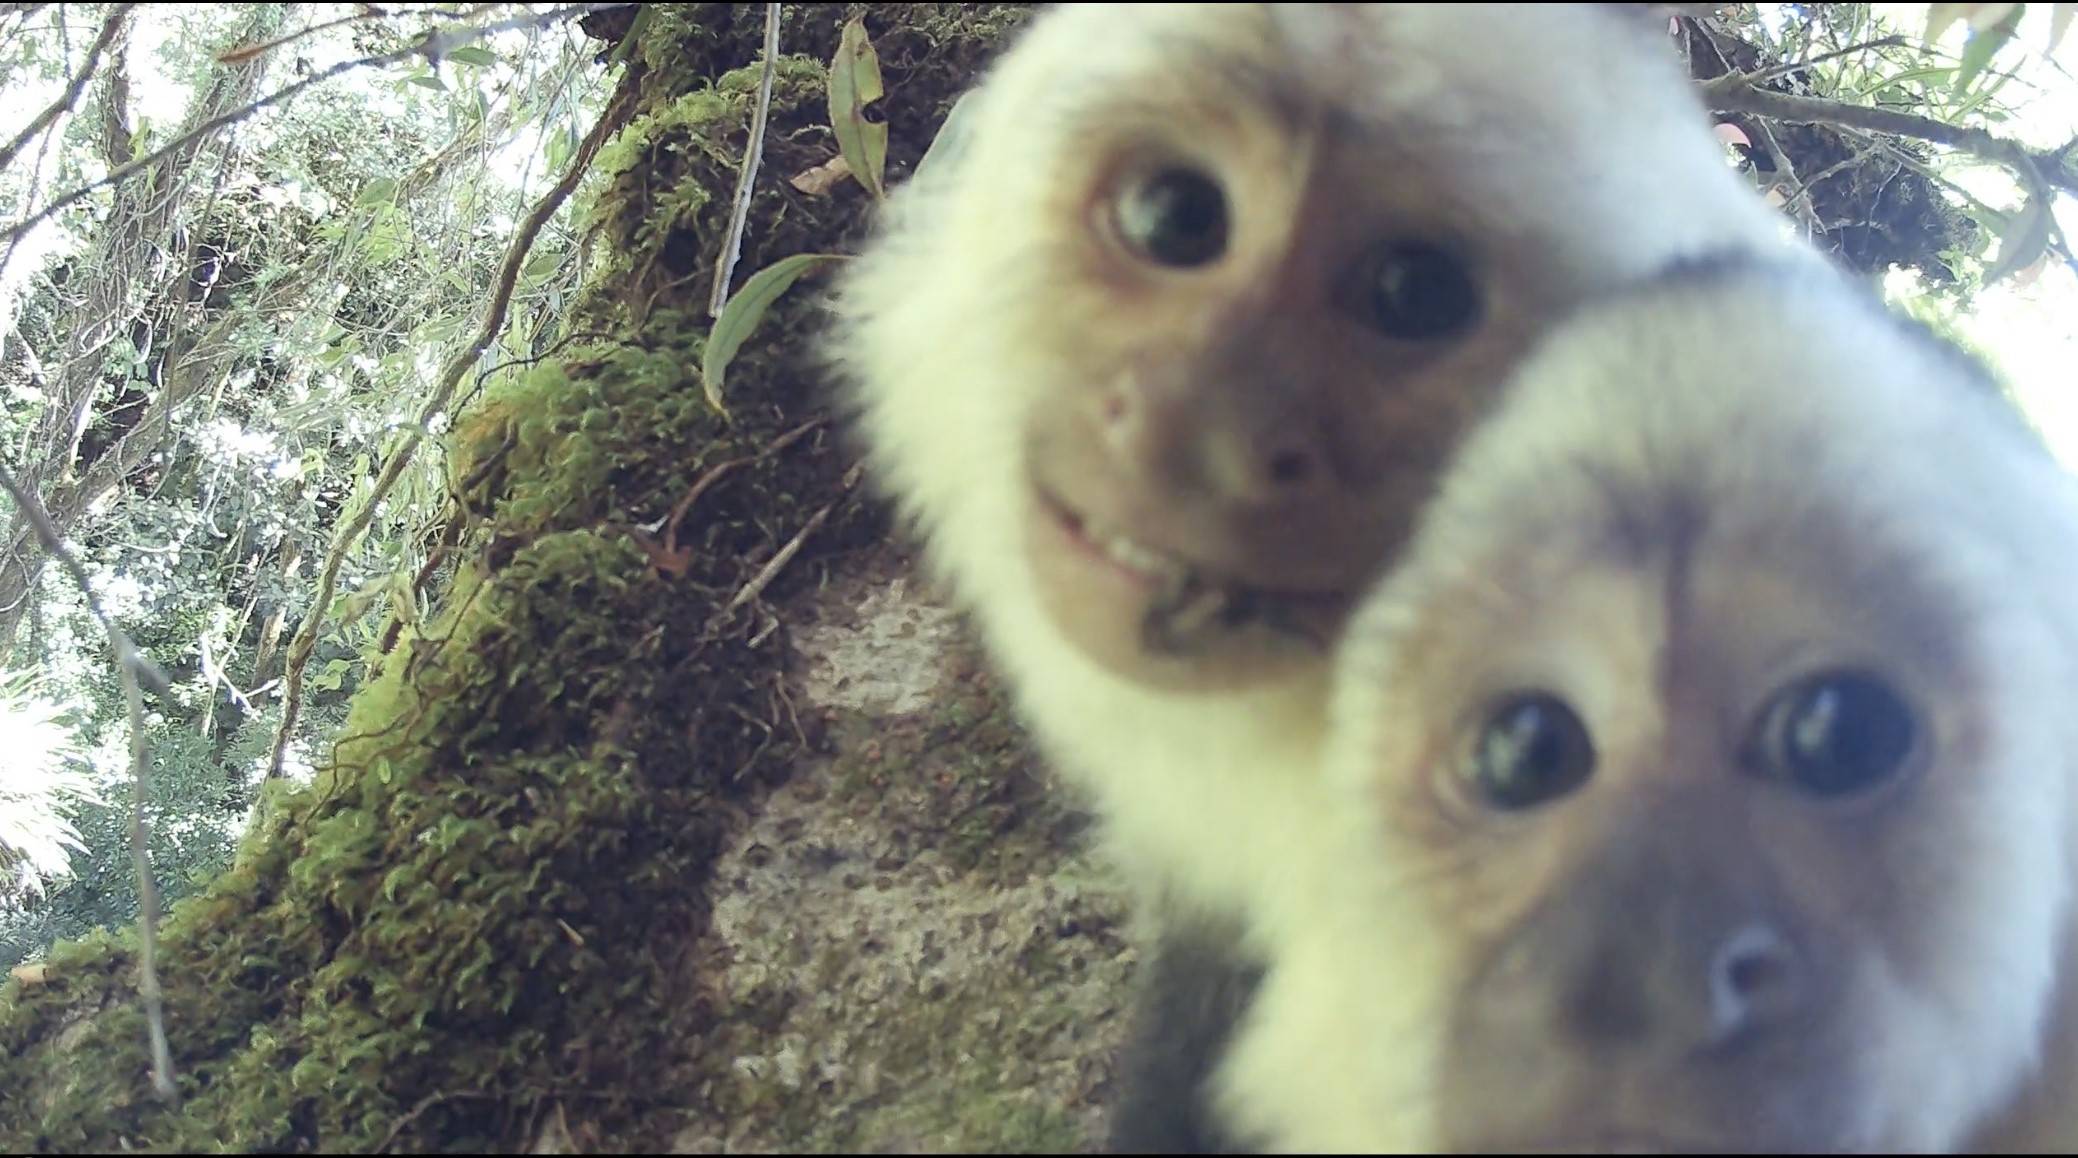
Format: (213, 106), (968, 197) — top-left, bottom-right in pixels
(1022, 502), (1326, 693)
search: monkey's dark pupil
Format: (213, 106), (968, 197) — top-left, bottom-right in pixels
(1473, 694), (1594, 811)
(1778, 674), (1915, 797)
(1369, 242), (1480, 340)
(1117, 168), (1229, 269)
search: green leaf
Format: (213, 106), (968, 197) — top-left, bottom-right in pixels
(1953, 49), (2020, 120)
(701, 254), (848, 416)
(1954, 5), (2024, 96)
(1853, 65), (1955, 100)
(827, 17), (888, 200)
(1924, 2), (1974, 44)
(1984, 192), (2053, 286)
(546, 121), (579, 173)
(524, 249), (561, 280)
(606, 6), (653, 70)
(446, 45), (497, 67)
(355, 177), (398, 208)
(387, 569), (419, 628)
(408, 72), (448, 92)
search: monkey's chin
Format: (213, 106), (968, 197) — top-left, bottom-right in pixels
(1022, 490), (1347, 694)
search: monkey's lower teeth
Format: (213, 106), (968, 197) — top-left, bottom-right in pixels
(1166, 586), (1232, 635)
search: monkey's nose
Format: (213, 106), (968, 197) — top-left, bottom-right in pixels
(1095, 381), (1334, 505)
(1204, 430), (1332, 503)
(1705, 922), (1807, 1046)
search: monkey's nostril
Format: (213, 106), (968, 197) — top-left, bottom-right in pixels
(1726, 950), (1781, 996)
(1268, 449), (1313, 487)
(1709, 923), (1802, 1041)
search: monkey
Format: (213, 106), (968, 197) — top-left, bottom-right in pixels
(823, 4), (1809, 1147)
(1208, 251), (2078, 1153)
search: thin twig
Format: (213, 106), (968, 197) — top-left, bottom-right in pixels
(123, 637), (173, 1101)
(722, 464), (858, 615)
(1715, 34), (1909, 89)
(0, 3), (631, 251)
(215, 3), (498, 67)
(709, 2), (780, 319)
(265, 56), (644, 782)
(658, 417), (821, 546)
(0, 459), (175, 1101)
(0, 2), (135, 175)
(1848, 127), (2018, 218)
(376, 1090), (498, 1154)
(1781, 144), (1879, 217)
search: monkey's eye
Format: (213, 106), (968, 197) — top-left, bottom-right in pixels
(1466, 693), (1595, 812)
(1751, 670), (1917, 798)
(1112, 166), (1229, 269)
(1363, 241), (1481, 340)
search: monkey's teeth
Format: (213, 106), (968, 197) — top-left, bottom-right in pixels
(1102, 534), (1168, 575)
(1087, 524), (1186, 581)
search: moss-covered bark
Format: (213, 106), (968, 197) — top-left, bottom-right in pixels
(0, 5), (1036, 1151)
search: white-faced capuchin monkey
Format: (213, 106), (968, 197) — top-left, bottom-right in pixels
(825, 4), (1802, 1148)
(1214, 252), (2078, 1154)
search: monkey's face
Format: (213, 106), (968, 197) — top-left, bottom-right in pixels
(1351, 530), (2060, 1152)
(1295, 267), (2078, 1154)
(834, 4), (1786, 697)
(1013, 104), (1558, 694)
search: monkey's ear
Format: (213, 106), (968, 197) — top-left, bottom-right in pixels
(909, 90), (983, 191)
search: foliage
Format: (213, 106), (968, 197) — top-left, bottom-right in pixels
(0, 4), (612, 969)
(0, 667), (95, 908)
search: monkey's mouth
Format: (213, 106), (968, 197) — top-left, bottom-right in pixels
(1036, 485), (1190, 590)
(1031, 484), (1343, 657)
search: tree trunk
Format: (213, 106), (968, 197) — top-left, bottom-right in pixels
(0, 6), (1140, 1153)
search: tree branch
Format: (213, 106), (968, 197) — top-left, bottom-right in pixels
(0, 2), (135, 175)
(265, 55), (644, 782)
(0, 3), (632, 252)
(1704, 77), (2078, 197)
(0, 458), (175, 1102)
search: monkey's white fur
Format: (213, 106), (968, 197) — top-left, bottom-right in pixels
(829, 2), (1802, 936)
(1215, 264), (2078, 1152)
